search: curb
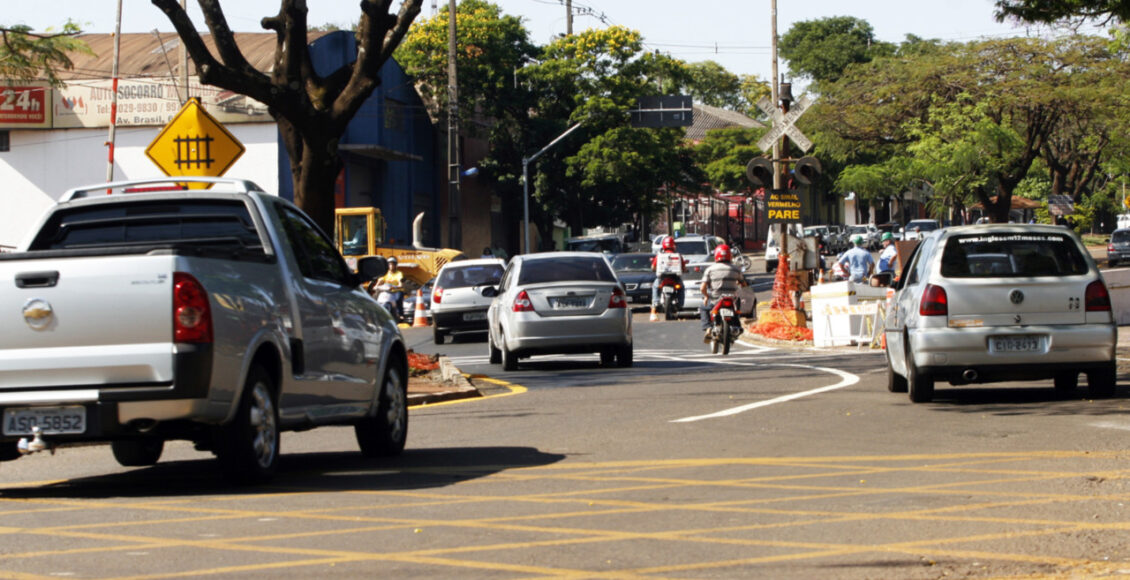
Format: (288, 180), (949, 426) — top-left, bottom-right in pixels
(407, 356), (482, 406)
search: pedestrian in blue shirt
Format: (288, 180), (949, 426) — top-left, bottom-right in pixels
(837, 235), (875, 283)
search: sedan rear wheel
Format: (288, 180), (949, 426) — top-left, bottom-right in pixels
(487, 331), (501, 364)
(905, 340), (934, 403)
(886, 349), (907, 393)
(501, 333), (518, 371)
(1087, 363), (1117, 398)
(1053, 372), (1078, 391)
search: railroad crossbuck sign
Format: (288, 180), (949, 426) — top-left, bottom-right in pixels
(756, 94), (814, 153)
(145, 98), (245, 188)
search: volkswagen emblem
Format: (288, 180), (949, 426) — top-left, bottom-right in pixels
(22, 298), (53, 330)
(1009, 289), (1024, 305)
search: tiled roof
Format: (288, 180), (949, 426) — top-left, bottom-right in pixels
(684, 103), (763, 142)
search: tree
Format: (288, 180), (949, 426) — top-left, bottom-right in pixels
(0, 22), (90, 84)
(152, 0), (423, 232)
(684, 61), (744, 110)
(995, 0), (1130, 25)
(778, 16), (894, 90)
(692, 127), (764, 193)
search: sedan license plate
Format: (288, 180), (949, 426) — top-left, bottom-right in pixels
(990, 335), (1043, 353)
(550, 296), (590, 310)
(462, 311), (487, 322)
(3, 406), (86, 436)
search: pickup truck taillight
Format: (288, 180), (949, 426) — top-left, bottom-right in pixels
(174, 272), (213, 343)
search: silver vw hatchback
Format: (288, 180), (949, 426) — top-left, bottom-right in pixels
(486, 252), (633, 370)
(885, 224), (1116, 402)
(431, 258), (506, 344)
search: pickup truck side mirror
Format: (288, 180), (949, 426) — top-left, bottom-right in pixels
(356, 256), (388, 283)
(481, 286), (499, 298)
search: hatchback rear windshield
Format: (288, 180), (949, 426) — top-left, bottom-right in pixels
(940, 233), (1089, 278)
(519, 256), (618, 285)
(29, 199), (261, 251)
(437, 264), (504, 288)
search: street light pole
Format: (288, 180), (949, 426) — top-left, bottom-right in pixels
(522, 121), (584, 254)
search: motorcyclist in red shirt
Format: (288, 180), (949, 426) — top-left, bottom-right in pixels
(650, 235), (686, 321)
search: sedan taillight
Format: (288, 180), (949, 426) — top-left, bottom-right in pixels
(1086, 280), (1112, 312)
(608, 287), (627, 309)
(173, 272), (212, 343)
(513, 290), (535, 312)
(919, 284), (948, 317)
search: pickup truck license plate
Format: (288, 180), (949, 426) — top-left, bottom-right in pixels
(462, 311), (487, 321)
(3, 406), (86, 436)
(990, 335), (1043, 353)
(550, 296), (589, 309)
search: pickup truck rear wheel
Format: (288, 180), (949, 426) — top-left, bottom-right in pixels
(111, 438), (164, 466)
(356, 365), (408, 456)
(216, 366), (279, 484)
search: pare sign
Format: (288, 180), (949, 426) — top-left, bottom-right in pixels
(767, 190), (803, 223)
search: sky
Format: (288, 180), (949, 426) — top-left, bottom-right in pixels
(8, 0), (1083, 85)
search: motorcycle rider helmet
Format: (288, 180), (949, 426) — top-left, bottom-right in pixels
(713, 244), (732, 263)
(661, 235), (676, 252)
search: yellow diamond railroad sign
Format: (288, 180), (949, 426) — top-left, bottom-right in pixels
(145, 97), (245, 189)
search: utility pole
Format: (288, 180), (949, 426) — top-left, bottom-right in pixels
(447, 0), (462, 249)
(106, 0), (123, 183)
(180, 0), (188, 103)
(770, 0), (785, 278)
(566, 0), (573, 35)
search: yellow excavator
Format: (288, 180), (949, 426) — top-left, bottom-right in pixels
(335, 207), (466, 286)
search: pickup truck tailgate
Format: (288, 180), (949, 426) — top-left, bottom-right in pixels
(1, 255), (176, 389)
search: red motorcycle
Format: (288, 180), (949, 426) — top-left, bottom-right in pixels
(707, 294), (742, 355)
(657, 273), (684, 320)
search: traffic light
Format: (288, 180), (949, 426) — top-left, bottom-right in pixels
(745, 157), (774, 188)
(794, 156), (823, 185)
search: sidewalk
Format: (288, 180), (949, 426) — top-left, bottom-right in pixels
(407, 356), (482, 406)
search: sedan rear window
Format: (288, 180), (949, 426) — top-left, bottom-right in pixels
(940, 233), (1089, 278)
(519, 257), (618, 285)
(1112, 230), (1130, 244)
(437, 264), (503, 288)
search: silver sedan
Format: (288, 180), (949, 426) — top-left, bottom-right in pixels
(884, 224), (1116, 403)
(486, 252), (633, 370)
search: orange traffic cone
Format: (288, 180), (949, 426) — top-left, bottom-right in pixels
(412, 289), (428, 327)
(817, 268), (825, 285)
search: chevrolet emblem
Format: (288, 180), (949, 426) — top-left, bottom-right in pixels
(22, 298), (53, 330)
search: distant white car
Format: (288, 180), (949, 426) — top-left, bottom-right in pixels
(902, 219), (941, 241)
(431, 258), (506, 344)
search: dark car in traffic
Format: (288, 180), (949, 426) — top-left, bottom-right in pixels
(611, 252), (656, 305)
(1109, 228), (1130, 267)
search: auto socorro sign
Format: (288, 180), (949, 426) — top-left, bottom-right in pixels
(766, 189), (803, 223)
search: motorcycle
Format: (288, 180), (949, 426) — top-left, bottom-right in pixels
(371, 283), (404, 322)
(656, 273), (684, 320)
(707, 294), (742, 355)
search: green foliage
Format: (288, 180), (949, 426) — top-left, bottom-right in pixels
(692, 127), (764, 193)
(994, 0), (1130, 25)
(683, 61), (743, 110)
(778, 16), (894, 89)
(0, 22), (90, 85)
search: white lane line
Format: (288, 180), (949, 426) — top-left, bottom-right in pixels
(1090, 421), (1130, 431)
(670, 360), (860, 423)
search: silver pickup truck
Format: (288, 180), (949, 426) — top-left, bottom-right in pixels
(0, 178), (408, 483)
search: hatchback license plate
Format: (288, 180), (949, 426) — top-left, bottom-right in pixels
(990, 335), (1043, 353)
(3, 406), (86, 436)
(550, 296), (589, 309)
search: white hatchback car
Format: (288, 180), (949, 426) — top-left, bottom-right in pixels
(884, 224), (1117, 403)
(486, 252), (633, 370)
(431, 258), (506, 344)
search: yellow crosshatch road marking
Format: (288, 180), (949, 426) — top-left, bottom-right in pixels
(144, 97), (245, 188)
(3, 449), (1130, 577)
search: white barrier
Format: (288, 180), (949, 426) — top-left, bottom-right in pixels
(811, 281), (889, 347)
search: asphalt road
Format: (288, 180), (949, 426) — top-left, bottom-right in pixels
(4, 310), (1130, 578)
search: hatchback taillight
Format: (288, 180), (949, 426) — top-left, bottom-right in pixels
(173, 272), (212, 343)
(919, 284), (948, 317)
(513, 290), (535, 312)
(1086, 280), (1112, 312)
(608, 287), (627, 309)
(432, 286), (443, 304)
